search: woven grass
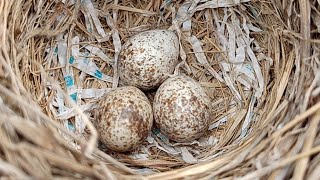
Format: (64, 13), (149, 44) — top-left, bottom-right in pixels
(0, 0), (320, 179)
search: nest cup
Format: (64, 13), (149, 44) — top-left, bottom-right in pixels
(0, 0), (320, 179)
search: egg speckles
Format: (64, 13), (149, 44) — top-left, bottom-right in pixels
(95, 86), (153, 152)
(153, 75), (211, 142)
(118, 29), (179, 90)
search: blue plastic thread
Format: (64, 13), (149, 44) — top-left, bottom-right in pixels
(69, 56), (75, 64)
(152, 129), (168, 142)
(152, 129), (160, 134)
(64, 75), (74, 87)
(54, 47), (58, 54)
(68, 121), (75, 132)
(245, 64), (253, 71)
(70, 93), (77, 101)
(94, 70), (102, 79)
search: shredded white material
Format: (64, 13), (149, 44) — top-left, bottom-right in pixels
(45, 0), (273, 163)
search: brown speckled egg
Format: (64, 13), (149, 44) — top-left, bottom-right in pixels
(95, 86), (153, 152)
(153, 75), (211, 142)
(118, 29), (179, 91)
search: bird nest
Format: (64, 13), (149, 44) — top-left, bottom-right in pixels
(0, 0), (319, 179)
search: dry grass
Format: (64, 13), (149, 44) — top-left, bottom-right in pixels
(0, 0), (319, 179)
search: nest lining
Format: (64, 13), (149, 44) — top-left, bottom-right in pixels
(0, 0), (319, 179)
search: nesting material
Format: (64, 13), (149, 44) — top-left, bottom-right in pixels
(0, 0), (320, 179)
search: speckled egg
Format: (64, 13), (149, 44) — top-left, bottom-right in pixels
(153, 75), (211, 142)
(118, 29), (179, 91)
(95, 86), (153, 152)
